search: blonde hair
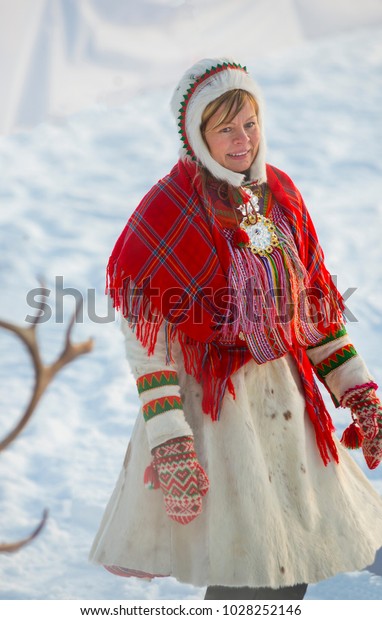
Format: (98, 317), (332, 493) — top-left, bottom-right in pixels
(200, 89), (259, 138)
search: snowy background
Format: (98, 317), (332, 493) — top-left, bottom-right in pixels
(1, 0), (382, 602)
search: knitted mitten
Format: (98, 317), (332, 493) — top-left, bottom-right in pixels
(340, 383), (382, 468)
(362, 419), (382, 470)
(144, 435), (209, 524)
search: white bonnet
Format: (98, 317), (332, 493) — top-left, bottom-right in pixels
(170, 58), (266, 186)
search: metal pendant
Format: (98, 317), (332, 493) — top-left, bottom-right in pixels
(240, 213), (279, 256)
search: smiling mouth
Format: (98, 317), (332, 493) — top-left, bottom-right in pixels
(228, 150), (251, 158)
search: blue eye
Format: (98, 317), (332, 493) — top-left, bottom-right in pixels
(220, 127), (231, 133)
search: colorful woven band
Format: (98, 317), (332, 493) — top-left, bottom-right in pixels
(307, 325), (347, 350)
(137, 370), (179, 395)
(315, 343), (357, 379)
(177, 62), (248, 158)
(142, 395), (183, 422)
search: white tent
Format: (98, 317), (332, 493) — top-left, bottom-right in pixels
(1, 0), (382, 133)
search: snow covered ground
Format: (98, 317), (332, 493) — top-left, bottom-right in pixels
(0, 25), (382, 600)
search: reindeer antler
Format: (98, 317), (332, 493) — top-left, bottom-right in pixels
(0, 295), (93, 452)
(0, 510), (48, 553)
(0, 289), (93, 553)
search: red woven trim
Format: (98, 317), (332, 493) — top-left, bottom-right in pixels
(137, 370), (178, 394)
(177, 62), (248, 159)
(292, 346), (339, 466)
(314, 343), (357, 379)
(142, 395), (183, 422)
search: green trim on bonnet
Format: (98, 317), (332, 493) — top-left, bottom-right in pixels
(177, 62), (248, 160)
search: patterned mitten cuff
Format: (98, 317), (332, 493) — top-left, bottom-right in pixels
(143, 436), (209, 524)
(340, 383), (382, 468)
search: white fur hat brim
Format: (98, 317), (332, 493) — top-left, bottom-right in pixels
(170, 58), (267, 187)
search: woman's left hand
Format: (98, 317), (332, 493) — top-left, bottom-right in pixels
(362, 415), (382, 469)
(341, 383), (382, 469)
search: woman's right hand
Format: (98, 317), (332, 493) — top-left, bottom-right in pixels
(144, 435), (209, 524)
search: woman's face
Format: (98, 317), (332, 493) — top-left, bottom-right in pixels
(203, 100), (260, 174)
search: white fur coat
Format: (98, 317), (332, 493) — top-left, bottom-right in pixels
(89, 321), (382, 588)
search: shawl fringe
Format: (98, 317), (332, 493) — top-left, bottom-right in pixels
(178, 331), (248, 421)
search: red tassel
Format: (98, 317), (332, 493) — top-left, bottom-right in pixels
(340, 422), (364, 449)
(143, 462), (160, 489)
(233, 227), (250, 248)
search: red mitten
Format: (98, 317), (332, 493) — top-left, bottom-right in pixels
(144, 435), (209, 524)
(340, 383), (382, 469)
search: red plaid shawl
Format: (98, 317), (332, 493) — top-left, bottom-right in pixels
(107, 159), (345, 465)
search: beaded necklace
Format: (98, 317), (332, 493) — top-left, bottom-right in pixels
(210, 181), (279, 256)
(236, 186), (279, 256)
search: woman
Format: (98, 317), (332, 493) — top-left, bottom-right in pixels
(89, 58), (382, 600)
